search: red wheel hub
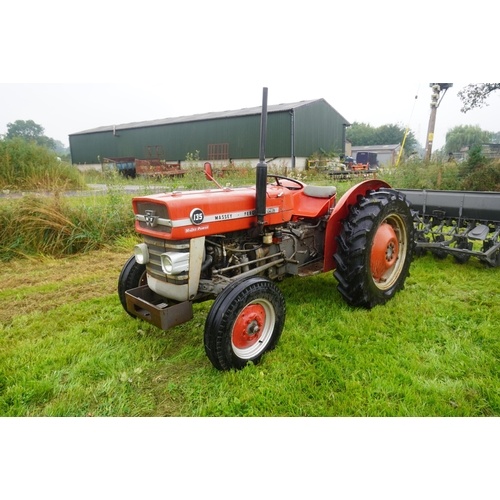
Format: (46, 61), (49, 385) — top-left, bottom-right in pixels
(371, 223), (399, 282)
(232, 304), (266, 349)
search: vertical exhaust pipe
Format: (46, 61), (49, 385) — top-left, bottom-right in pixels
(256, 87), (268, 235)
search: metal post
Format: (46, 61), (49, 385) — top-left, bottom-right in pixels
(424, 85), (439, 162)
(290, 109), (295, 170)
(424, 105), (437, 162)
(256, 88), (268, 234)
(424, 83), (453, 162)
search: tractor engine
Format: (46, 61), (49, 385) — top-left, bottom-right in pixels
(200, 216), (327, 283)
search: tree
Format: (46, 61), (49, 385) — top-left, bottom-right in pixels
(457, 84), (500, 113)
(444, 124), (493, 154)
(5, 120), (56, 150)
(53, 139), (70, 155)
(346, 121), (418, 153)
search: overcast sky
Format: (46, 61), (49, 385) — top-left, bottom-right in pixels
(2, 1), (498, 153)
(1, 81), (499, 152)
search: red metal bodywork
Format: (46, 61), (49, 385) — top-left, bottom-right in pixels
(132, 178), (391, 273)
(132, 185), (296, 240)
(323, 179), (391, 272)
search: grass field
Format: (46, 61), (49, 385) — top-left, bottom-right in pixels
(1, 245), (499, 417)
(1, 164), (499, 417)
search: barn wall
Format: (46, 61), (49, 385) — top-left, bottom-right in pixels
(294, 100), (347, 157)
(69, 100), (347, 166)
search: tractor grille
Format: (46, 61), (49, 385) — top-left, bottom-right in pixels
(136, 202), (171, 234)
(144, 235), (189, 284)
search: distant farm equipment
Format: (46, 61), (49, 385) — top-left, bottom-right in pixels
(102, 157), (137, 178)
(102, 157), (184, 179)
(135, 160), (184, 178)
(353, 152), (380, 171)
(101, 156), (248, 180)
(326, 151), (380, 179)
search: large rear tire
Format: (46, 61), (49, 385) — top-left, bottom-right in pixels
(204, 276), (286, 371)
(118, 255), (147, 315)
(334, 188), (415, 309)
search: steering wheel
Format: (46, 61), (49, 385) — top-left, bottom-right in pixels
(266, 174), (305, 191)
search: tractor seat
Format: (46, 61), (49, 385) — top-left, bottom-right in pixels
(291, 185), (337, 220)
(303, 185), (337, 199)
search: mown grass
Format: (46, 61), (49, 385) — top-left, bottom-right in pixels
(1, 248), (498, 417)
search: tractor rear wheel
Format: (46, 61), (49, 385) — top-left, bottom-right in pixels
(204, 276), (286, 371)
(118, 255), (147, 315)
(334, 188), (415, 309)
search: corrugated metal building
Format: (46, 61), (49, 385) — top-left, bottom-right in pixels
(69, 99), (350, 170)
(351, 144), (401, 166)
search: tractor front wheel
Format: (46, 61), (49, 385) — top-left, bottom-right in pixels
(334, 188), (415, 309)
(118, 255), (147, 315)
(204, 276), (286, 370)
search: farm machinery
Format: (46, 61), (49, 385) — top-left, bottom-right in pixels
(352, 152), (380, 171)
(398, 189), (500, 267)
(118, 88), (416, 370)
(328, 152), (379, 179)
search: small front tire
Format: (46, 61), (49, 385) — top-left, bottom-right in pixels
(118, 255), (147, 315)
(204, 276), (286, 371)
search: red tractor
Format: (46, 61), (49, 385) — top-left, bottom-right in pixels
(118, 89), (415, 370)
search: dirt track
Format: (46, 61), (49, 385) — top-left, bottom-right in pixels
(0, 184), (168, 199)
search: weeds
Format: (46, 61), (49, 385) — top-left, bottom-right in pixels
(459, 146), (500, 191)
(3, 149), (499, 263)
(0, 137), (85, 191)
(383, 149), (500, 192)
(0, 191), (136, 261)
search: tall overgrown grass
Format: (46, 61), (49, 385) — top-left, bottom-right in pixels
(0, 189), (136, 261)
(382, 147), (500, 192)
(0, 137), (85, 191)
(2, 144), (499, 262)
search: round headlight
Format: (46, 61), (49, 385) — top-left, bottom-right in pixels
(161, 253), (174, 274)
(134, 243), (150, 265)
(160, 252), (190, 275)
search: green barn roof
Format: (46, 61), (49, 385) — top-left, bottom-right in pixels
(70, 99), (349, 136)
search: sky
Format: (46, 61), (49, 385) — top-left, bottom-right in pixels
(1, 1), (498, 153)
(1, 81), (499, 152)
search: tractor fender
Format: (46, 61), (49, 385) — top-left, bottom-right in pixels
(323, 179), (391, 272)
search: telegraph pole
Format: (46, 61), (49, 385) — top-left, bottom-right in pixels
(424, 83), (453, 162)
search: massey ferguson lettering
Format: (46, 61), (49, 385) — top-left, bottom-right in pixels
(207, 210), (257, 223)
